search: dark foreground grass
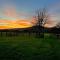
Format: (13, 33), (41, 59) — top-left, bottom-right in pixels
(0, 33), (60, 60)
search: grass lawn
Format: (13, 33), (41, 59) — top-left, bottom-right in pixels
(0, 33), (60, 60)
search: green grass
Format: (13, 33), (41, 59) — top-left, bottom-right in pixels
(0, 33), (60, 60)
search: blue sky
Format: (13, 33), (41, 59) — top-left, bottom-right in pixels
(0, 0), (60, 21)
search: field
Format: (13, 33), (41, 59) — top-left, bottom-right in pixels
(0, 33), (60, 60)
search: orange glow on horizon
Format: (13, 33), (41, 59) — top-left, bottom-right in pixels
(0, 19), (33, 29)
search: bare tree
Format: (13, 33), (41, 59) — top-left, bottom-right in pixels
(35, 8), (48, 37)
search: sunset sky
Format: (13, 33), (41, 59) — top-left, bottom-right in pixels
(0, 0), (60, 29)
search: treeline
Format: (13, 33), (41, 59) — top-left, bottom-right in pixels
(0, 26), (60, 38)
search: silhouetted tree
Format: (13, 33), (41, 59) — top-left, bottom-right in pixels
(35, 8), (48, 37)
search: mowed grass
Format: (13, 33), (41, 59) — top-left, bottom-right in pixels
(0, 33), (60, 60)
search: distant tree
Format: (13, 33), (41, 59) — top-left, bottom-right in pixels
(53, 22), (60, 38)
(35, 8), (48, 37)
(56, 22), (60, 28)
